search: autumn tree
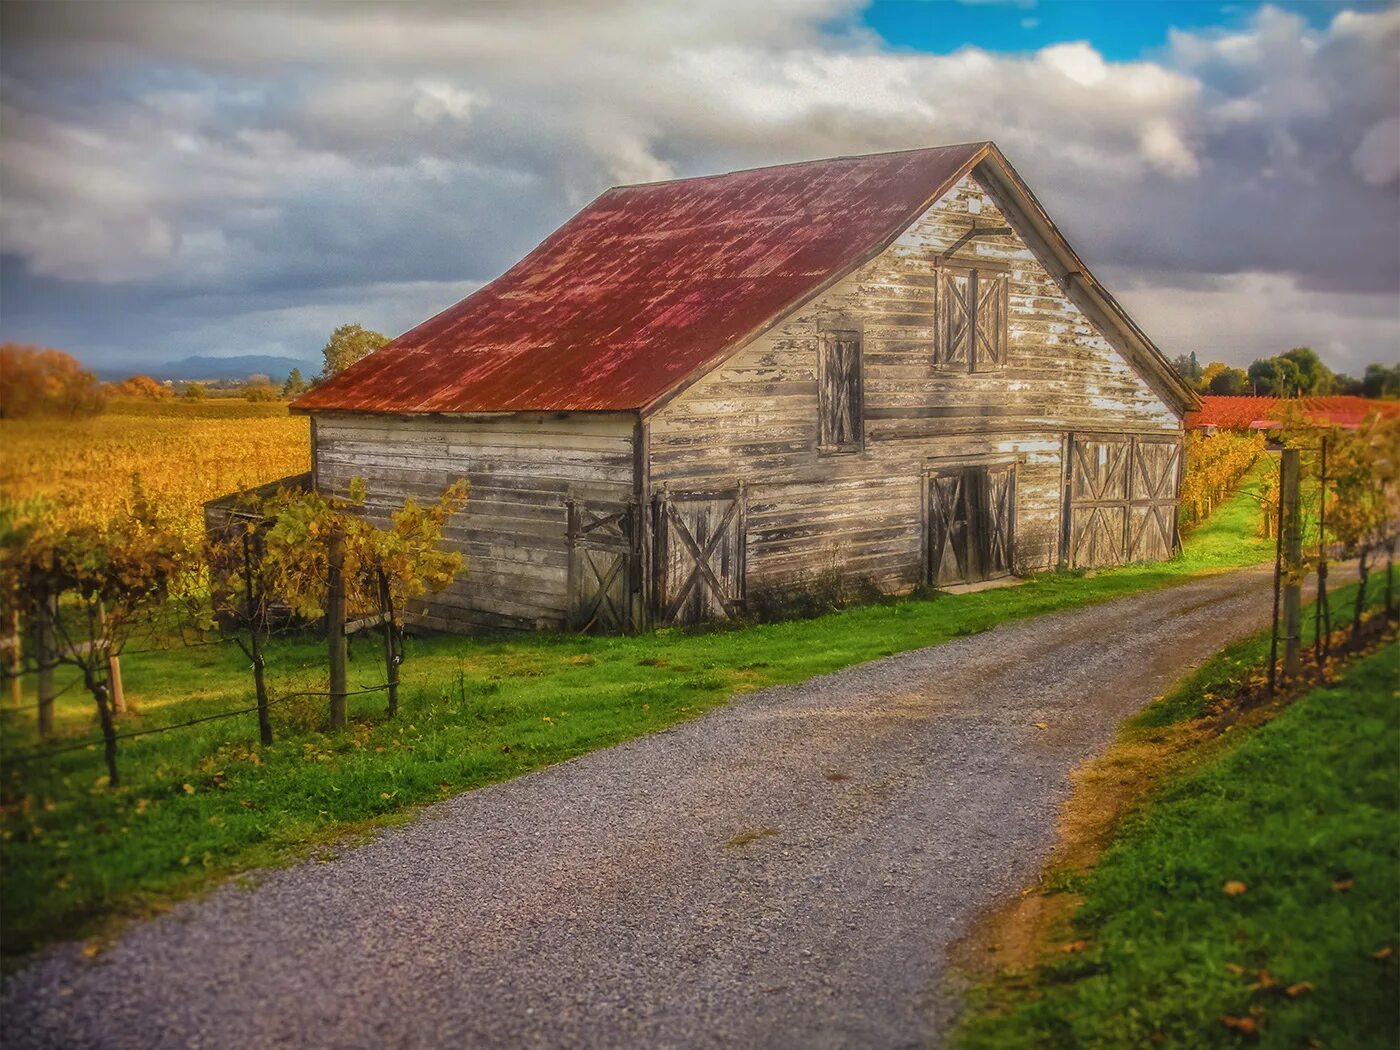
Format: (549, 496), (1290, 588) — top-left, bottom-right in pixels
(242, 381), (278, 402)
(2, 489), (192, 785)
(319, 323), (389, 381)
(109, 375), (173, 400)
(183, 382), (208, 400)
(0, 345), (106, 419)
(1322, 415), (1399, 641)
(246, 478), (468, 726)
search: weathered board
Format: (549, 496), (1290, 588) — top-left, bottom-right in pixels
(313, 413), (635, 631)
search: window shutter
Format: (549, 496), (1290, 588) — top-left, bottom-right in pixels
(935, 271), (972, 369)
(974, 272), (1008, 370)
(819, 332), (862, 451)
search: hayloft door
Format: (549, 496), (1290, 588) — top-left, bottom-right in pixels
(925, 464), (1015, 586)
(566, 500), (638, 632)
(652, 487), (746, 626)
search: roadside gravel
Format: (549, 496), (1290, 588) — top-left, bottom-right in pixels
(2, 564), (1281, 1049)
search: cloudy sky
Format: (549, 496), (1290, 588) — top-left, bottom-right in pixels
(2, 0), (1397, 375)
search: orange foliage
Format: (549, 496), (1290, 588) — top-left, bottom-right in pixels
(0, 344), (106, 419)
(108, 375), (174, 400)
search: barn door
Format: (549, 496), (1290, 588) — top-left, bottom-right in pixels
(566, 500), (638, 632)
(1126, 438), (1182, 562)
(1066, 434), (1181, 568)
(652, 488), (746, 626)
(926, 464), (1015, 586)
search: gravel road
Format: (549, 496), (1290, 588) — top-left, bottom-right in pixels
(3, 564), (1285, 1049)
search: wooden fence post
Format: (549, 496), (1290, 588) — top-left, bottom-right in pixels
(1281, 448), (1302, 680)
(1314, 436), (1329, 667)
(244, 533), (273, 746)
(377, 565), (399, 719)
(8, 610), (21, 708)
(327, 528), (348, 729)
(97, 604), (126, 715)
(37, 594), (56, 737)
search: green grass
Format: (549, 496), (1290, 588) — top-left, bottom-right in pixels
(956, 632), (1399, 1049)
(0, 462), (1277, 957)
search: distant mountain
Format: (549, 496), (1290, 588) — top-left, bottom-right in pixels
(95, 355), (320, 382)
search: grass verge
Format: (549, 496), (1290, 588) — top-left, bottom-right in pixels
(954, 583), (1398, 1049)
(0, 460), (1278, 959)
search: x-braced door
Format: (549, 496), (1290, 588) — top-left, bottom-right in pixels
(566, 500), (638, 632)
(926, 463), (1015, 586)
(652, 488), (746, 626)
(1065, 433), (1181, 568)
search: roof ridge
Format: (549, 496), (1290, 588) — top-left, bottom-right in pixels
(605, 141), (993, 193)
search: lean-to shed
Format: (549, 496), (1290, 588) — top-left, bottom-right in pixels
(293, 141), (1199, 632)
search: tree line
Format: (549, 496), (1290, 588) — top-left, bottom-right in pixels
(0, 324), (390, 420)
(1171, 347), (1400, 399)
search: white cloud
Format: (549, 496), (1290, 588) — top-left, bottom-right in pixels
(1353, 116), (1400, 186)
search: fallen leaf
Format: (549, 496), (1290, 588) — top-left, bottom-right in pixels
(1249, 969), (1277, 991)
(1224, 880), (1249, 896)
(1332, 878), (1354, 892)
(182, 783), (195, 795)
(1373, 946), (1394, 960)
(1285, 982), (1314, 998)
(239, 799), (253, 809)
(1033, 722), (1049, 730)
(1225, 963), (1247, 976)
(80, 944), (100, 958)
(1061, 940), (1088, 954)
(1220, 1014), (1258, 1035)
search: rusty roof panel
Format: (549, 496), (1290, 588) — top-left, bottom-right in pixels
(294, 142), (989, 415)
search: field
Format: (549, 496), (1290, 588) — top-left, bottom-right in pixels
(0, 453), (1284, 958)
(956, 628), (1399, 1049)
(0, 398), (309, 543)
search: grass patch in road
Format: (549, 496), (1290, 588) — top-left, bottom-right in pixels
(955, 596), (1398, 1049)
(0, 462), (1278, 958)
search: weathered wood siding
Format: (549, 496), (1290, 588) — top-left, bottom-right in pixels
(313, 413), (636, 631)
(648, 168), (1182, 599)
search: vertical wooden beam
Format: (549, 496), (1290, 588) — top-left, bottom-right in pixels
(244, 532), (273, 746)
(8, 610), (21, 708)
(37, 594), (56, 738)
(327, 528), (348, 729)
(97, 604), (125, 714)
(1281, 448), (1303, 679)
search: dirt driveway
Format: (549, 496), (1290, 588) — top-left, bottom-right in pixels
(3, 564), (1284, 1049)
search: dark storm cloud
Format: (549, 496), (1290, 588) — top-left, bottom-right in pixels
(1, 1), (1396, 371)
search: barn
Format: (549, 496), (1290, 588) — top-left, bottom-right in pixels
(292, 141), (1200, 633)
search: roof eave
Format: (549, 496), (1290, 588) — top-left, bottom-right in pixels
(973, 145), (1201, 418)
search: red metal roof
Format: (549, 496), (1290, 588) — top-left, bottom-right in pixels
(1187, 395), (1400, 431)
(294, 142), (990, 415)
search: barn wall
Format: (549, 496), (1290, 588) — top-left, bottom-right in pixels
(313, 412), (636, 631)
(647, 169), (1182, 600)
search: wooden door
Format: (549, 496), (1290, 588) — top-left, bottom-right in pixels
(566, 501), (637, 632)
(1126, 438), (1182, 562)
(652, 489), (746, 626)
(926, 464), (1015, 586)
(1066, 434), (1180, 567)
